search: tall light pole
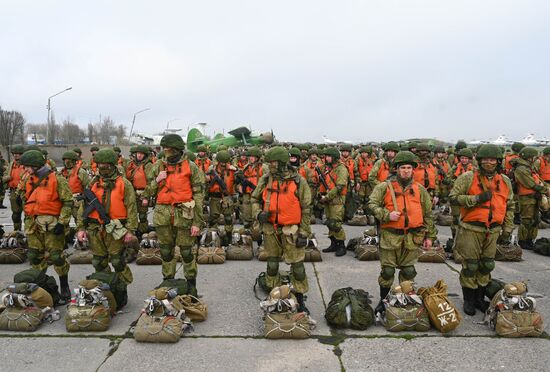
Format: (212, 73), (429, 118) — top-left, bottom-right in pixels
(46, 86), (72, 144)
(128, 108), (150, 142)
(166, 118), (182, 132)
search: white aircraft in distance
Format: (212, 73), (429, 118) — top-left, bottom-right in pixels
(322, 135), (352, 145)
(467, 139), (489, 145)
(492, 135), (513, 146)
(520, 133), (549, 146)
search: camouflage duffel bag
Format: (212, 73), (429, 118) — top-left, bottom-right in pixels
(134, 314), (184, 343)
(534, 237), (550, 256)
(355, 244), (379, 261)
(65, 304), (111, 332)
(264, 312), (312, 339)
(197, 246), (226, 264)
(69, 249), (93, 264)
(136, 248), (163, 265)
(495, 310), (544, 338)
(325, 288), (374, 330)
(0, 247), (27, 264)
(0, 307), (43, 332)
(495, 244), (522, 261)
(417, 246), (446, 263)
(304, 247), (322, 262)
(226, 245), (253, 260)
(384, 305), (431, 332)
(347, 214), (368, 226)
(436, 213), (453, 226)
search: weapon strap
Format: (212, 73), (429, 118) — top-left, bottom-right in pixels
(385, 180), (399, 212)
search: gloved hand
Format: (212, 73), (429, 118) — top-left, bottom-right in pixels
(476, 191), (493, 203)
(52, 223), (65, 235)
(295, 234), (308, 248)
(498, 231), (511, 245)
(257, 211), (271, 224)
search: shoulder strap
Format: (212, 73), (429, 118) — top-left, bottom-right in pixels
(385, 180), (398, 211)
(27, 171), (52, 200)
(263, 175), (274, 212)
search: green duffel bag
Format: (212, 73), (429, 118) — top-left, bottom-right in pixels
(0, 248), (27, 264)
(133, 314), (183, 343)
(256, 271), (292, 293)
(325, 288), (374, 330)
(534, 237), (550, 256)
(495, 244), (523, 261)
(87, 272), (127, 311)
(485, 279), (506, 300)
(0, 306), (43, 332)
(14, 268), (60, 306)
(226, 245), (254, 260)
(68, 250), (93, 264)
(355, 244), (379, 261)
(304, 247), (322, 262)
(384, 305), (431, 332)
(264, 312), (312, 339)
(156, 278), (192, 296)
(65, 304), (111, 332)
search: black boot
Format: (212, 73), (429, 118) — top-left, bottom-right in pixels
(187, 278), (198, 297)
(474, 286), (489, 312)
(295, 293), (310, 315)
(375, 286), (391, 315)
(335, 240), (347, 257)
(462, 287), (476, 316)
(322, 237), (337, 253)
(518, 240), (533, 250)
(59, 275), (71, 302)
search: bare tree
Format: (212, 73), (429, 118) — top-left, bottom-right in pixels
(61, 117), (86, 144)
(0, 107), (26, 156)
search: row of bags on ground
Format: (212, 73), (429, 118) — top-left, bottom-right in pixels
(323, 279), (543, 337)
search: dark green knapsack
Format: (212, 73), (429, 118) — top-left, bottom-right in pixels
(485, 278), (506, 300)
(254, 271), (292, 300)
(13, 268), (61, 306)
(325, 287), (374, 330)
(156, 278), (195, 297)
(86, 272), (127, 310)
(534, 238), (550, 256)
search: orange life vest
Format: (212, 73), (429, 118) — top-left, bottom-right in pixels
(76, 159), (83, 168)
(300, 161), (322, 185)
(125, 162), (148, 190)
(454, 163), (473, 178)
(376, 160), (391, 182)
(157, 160), (194, 205)
(243, 163), (263, 194)
(381, 181), (424, 231)
(539, 156), (550, 182)
(517, 169), (541, 196)
(357, 157), (373, 182)
(8, 161), (24, 189)
(209, 165), (235, 194)
(323, 165), (347, 195)
(413, 162), (437, 190)
(236, 158), (248, 171)
(62, 164), (84, 194)
(24, 172), (62, 216)
(88, 176), (127, 223)
(262, 178), (302, 225)
(505, 154), (518, 173)
(433, 159), (450, 182)
(461, 172), (509, 226)
(195, 158), (211, 174)
(342, 157), (355, 181)
(90, 159), (98, 173)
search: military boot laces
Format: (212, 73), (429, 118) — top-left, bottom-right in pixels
(295, 293), (310, 315)
(335, 240), (347, 257)
(462, 287), (476, 316)
(322, 237), (337, 253)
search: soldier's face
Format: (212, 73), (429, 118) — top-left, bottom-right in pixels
(397, 164), (414, 179)
(342, 151), (350, 157)
(309, 154), (317, 161)
(289, 156), (298, 163)
(136, 153), (145, 161)
(91, 151), (97, 156)
(14, 154), (21, 160)
(386, 150), (396, 159)
(361, 152), (369, 159)
(24, 166), (35, 174)
(460, 156), (470, 165)
(64, 159), (74, 168)
(198, 151), (206, 157)
(325, 155), (333, 163)
(249, 156), (257, 163)
(436, 153), (445, 159)
(480, 158), (498, 172)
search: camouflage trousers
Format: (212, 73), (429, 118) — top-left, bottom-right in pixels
(325, 198), (346, 241)
(156, 225), (198, 280)
(356, 181), (373, 214)
(262, 224), (308, 294)
(518, 195), (538, 241)
(378, 229), (420, 288)
(25, 216), (70, 277)
(455, 225), (499, 289)
(9, 190), (23, 231)
(208, 195), (234, 234)
(87, 223), (133, 284)
(135, 192), (149, 236)
(241, 193), (253, 229)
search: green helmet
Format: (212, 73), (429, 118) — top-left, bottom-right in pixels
(382, 142), (400, 152)
(197, 145), (207, 153)
(113, 146), (122, 153)
(11, 145), (26, 154)
(247, 147), (262, 157)
(433, 146), (445, 153)
(62, 151), (79, 161)
(340, 144), (352, 152)
(416, 143), (431, 152)
(216, 150), (231, 163)
(135, 145), (150, 154)
(543, 147), (550, 156)
(289, 147), (301, 157)
(94, 149), (118, 164)
(265, 146), (290, 163)
(307, 147), (319, 156)
(297, 143), (310, 151)
(217, 145), (228, 151)
(519, 147), (538, 159)
(160, 134), (185, 150)
(359, 146), (372, 154)
(324, 147), (340, 160)
(129, 146), (138, 153)
(457, 148), (473, 158)
(20, 150), (45, 167)
(41, 149), (48, 156)
(406, 142), (418, 151)
(476, 144), (503, 160)
(455, 140), (467, 151)
(393, 151), (418, 168)
(90, 146), (99, 152)
(26, 145), (41, 152)
(511, 142), (525, 153)
(186, 151), (196, 161)
(72, 147), (82, 155)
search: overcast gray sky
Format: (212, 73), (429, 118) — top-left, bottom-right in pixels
(1, 0), (549, 143)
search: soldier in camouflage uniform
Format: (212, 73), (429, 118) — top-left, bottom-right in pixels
(446, 148), (475, 238)
(3, 145), (26, 230)
(142, 134), (204, 290)
(354, 146), (375, 215)
(235, 147), (265, 233)
(288, 147), (301, 169)
(432, 146), (451, 204)
(299, 147), (325, 220)
(320, 147), (349, 257)
(368, 141), (399, 188)
(449, 144), (515, 315)
(125, 145), (154, 238)
(0, 151), (6, 208)
(20, 150), (73, 300)
(369, 151), (437, 315)
(251, 146), (312, 312)
(511, 147), (549, 250)
(76, 149), (137, 285)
